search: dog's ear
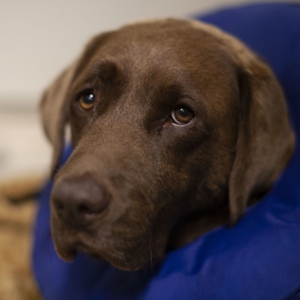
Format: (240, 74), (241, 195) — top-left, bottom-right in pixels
(40, 60), (79, 176)
(40, 34), (112, 175)
(229, 61), (295, 224)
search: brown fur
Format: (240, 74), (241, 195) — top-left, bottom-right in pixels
(40, 19), (295, 271)
(0, 176), (42, 300)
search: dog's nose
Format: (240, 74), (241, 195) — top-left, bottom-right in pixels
(51, 177), (109, 227)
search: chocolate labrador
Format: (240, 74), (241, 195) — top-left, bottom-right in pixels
(40, 19), (295, 271)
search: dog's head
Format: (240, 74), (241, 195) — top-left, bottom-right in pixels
(40, 19), (295, 271)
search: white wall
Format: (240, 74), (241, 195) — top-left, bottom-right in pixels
(0, 0), (287, 110)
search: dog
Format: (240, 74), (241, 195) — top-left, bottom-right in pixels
(40, 18), (295, 272)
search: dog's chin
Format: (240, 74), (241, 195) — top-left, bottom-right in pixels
(55, 244), (78, 262)
(52, 229), (163, 271)
(54, 241), (159, 271)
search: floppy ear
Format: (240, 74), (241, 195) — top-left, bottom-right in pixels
(229, 62), (295, 223)
(40, 60), (79, 175)
(39, 33), (111, 175)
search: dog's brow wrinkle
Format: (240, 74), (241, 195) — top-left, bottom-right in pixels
(94, 60), (119, 84)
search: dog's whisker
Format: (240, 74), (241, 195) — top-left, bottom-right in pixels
(149, 243), (153, 272)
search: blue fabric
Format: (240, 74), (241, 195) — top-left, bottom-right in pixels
(33, 3), (300, 299)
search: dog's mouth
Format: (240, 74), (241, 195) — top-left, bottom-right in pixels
(54, 240), (102, 262)
(51, 218), (163, 271)
(56, 244), (78, 262)
(52, 225), (107, 262)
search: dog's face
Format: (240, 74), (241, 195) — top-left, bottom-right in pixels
(40, 19), (295, 271)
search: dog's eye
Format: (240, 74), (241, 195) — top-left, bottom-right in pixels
(78, 92), (95, 111)
(171, 106), (194, 125)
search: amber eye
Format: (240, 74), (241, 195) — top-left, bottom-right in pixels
(171, 106), (194, 125)
(78, 92), (95, 111)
